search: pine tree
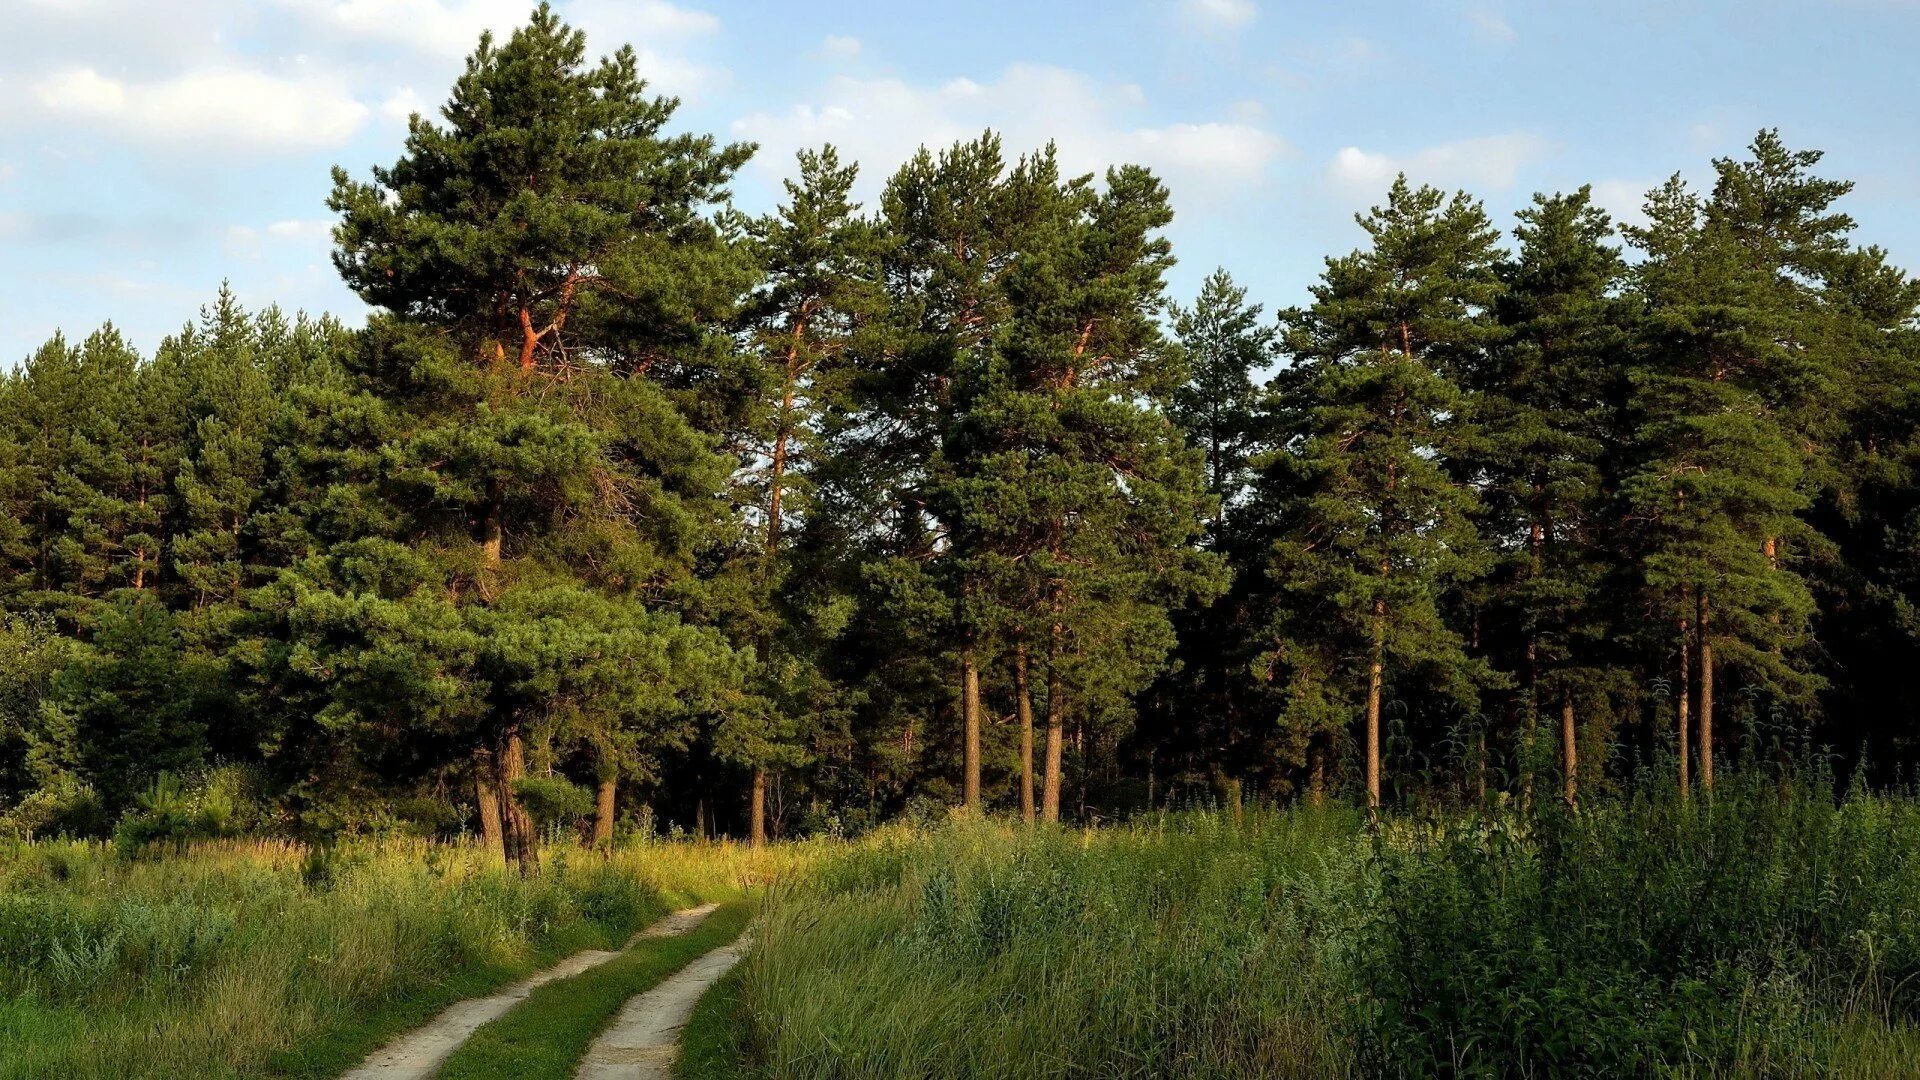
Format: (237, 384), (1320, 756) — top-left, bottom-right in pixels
(728, 146), (883, 843)
(1170, 269), (1275, 522)
(1464, 188), (1629, 805)
(944, 160), (1221, 822)
(323, 5), (749, 867)
(1255, 176), (1500, 811)
(1621, 135), (1849, 792)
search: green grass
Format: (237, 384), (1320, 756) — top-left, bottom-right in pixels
(0, 837), (805, 1079)
(677, 965), (754, 1079)
(439, 898), (754, 1080)
(728, 779), (1920, 1078)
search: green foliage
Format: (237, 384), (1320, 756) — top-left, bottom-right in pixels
(511, 775), (594, 831)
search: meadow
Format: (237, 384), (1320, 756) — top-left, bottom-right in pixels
(8, 778), (1920, 1077)
(712, 778), (1920, 1078)
(0, 835), (788, 1079)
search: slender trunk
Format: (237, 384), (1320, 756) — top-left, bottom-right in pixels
(749, 768), (767, 848)
(1561, 686), (1578, 809)
(1015, 640), (1035, 824)
(1365, 597), (1385, 814)
(497, 723), (538, 875)
(1697, 589), (1715, 793)
(1308, 734), (1327, 807)
(695, 799), (707, 842)
(1042, 620), (1065, 824)
(961, 643), (982, 812)
(594, 775), (616, 848)
(474, 751), (503, 856)
(767, 329), (800, 557)
(1677, 611), (1692, 800)
(1475, 730), (1488, 809)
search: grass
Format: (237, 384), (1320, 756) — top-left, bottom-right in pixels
(439, 897), (755, 1080)
(0, 836), (802, 1079)
(678, 965), (754, 1079)
(726, 777), (1920, 1078)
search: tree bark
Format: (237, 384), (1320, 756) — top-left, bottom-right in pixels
(1014, 640), (1035, 824)
(1561, 686), (1577, 809)
(1677, 611), (1691, 800)
(1365, 597), (1385, 814)
(961, 643), (982, 812)
(593, 774), (616, 848)
(1697, 589), (1715, 793)
(1042, 620), (1065, 824)
(474, 750), (504, 855)
(1308, 734), (1327, 807)
(749, 768), (767, 848)
(497, 723), (538, 875)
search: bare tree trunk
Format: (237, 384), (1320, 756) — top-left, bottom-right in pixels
(594, 775), (616, 848)
(1475, 730), (1488, 809)
(497, 723), (538, 876)
(1042, 621), (1065, 824)
(474, 750), (504, 855)
(1365, 598), (1385, 814)
(1561, 686), (1578, 809)
(1677, 610), (1691, 800)
(1308, 734), (1327, 807)
(1015, 641), (1035, 824)
(1697, 589), (1714, 793)
(961, 643), (982, 812)
(750, 768), (767, 848)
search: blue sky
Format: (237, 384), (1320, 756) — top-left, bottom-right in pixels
(3, 0), (1918, 364)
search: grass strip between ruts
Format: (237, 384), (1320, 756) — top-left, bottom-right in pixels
(437, 897), (753, 1080)
(268, 918), (642, 1079)
(674, 964), (754, 1079)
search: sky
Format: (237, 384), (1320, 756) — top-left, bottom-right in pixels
(3, 0), (1919, 365)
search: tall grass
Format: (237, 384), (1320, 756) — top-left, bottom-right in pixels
(735, 778), (1920, 1077)
(0, 836), (798, 1079)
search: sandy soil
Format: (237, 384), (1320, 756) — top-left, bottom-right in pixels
(573, 932), (751, 1079)
(339, 903), (721, 1079)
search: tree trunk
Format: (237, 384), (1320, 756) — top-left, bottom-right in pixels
(1365, 598), (1385, 814)
(1561, 686), (1578, 809)
(1677, 612), (1691, 800)
(1308, 734), (1327, 807)
(497, 723), (538, 875)
(961, 643), (982, 812)
(750, 768), (767, 848)
(1042, 621), (1065, 824)
(1015, 641), (1035, 824)
(593, 775), (616, 848)
(1697, 589), (1715, 793)
(474, 750), (504, 856)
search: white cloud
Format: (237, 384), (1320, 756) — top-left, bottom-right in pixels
(731, 64), (1285, 212)
(273, 0), (718, 57)
(1183, 0), (1258, 30)
(1588, 179), (1654, 232)
(821, 34), (862, 59)
(225, 218), (334, 258)
(1466, 8), (1517, 44)
(31, 66), (368, 152)
(1325, 132), (1551, 200)
(0, 161), (16, 184)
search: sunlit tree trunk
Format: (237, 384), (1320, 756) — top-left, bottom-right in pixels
(1561, 686), (1578, 809)
(474, 750), (504, 855)
(1015, 640), (1035, 824)
(1697, 589), (1715, 793)
(750, 768), (767, 848)
(961, 643), (982, 812)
